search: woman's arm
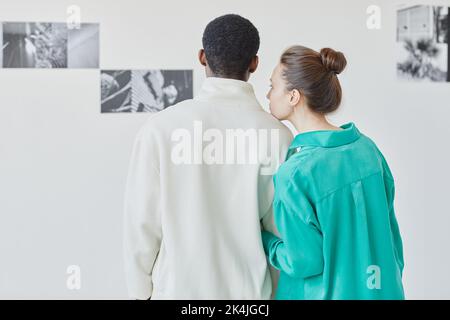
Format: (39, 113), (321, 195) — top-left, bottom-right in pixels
(262, 188), (324, 279)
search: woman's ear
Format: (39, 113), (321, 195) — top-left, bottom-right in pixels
(198, 49), (207, 67)
(289, 89), (301, 107)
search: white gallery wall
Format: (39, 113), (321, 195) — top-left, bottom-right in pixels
(0, 0), (449, 299)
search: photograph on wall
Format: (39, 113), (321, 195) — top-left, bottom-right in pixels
(0, 23), (3, 67)
(396, 5), (450, 82)
(68, 23), (99, 68)
(1, 22), (99, 68)
(2, 22), (68, 68)
(100, 69), (193, 113)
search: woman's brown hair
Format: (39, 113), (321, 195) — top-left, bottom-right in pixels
(280, 45), (347, 114)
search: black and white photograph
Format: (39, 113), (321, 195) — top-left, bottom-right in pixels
(396, 5), (450, 82)
(2, 22), (68, 68)
(68, 23), (99, 68)
(100, 69), (193, 113)
(1, 21), (100, 68)
(0, 23), (3, 67)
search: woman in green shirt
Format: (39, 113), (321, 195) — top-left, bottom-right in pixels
(262, 45), (404, 299)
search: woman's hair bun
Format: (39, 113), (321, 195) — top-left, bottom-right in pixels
(319, 47), (347, 75)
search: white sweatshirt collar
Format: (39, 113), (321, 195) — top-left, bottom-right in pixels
(194, 77), (260, 107)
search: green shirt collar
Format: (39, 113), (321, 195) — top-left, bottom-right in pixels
(289, 122), (361, 150)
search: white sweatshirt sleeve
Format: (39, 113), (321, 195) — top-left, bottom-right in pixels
(259, 124), (292, 299)
(123, 127), (161, 300)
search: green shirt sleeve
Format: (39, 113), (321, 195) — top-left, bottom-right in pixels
(382, 159), (404, 276)
(262, 182), (324, 279)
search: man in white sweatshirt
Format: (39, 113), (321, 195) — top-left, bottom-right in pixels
(123, 14), (292, 300)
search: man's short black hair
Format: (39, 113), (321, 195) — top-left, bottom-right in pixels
(202, 14), (260, 78)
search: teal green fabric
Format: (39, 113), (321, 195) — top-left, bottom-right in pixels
(262, 123), (404, 300)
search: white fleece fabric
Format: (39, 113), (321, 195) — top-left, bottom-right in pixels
(123, 77), (292, 299)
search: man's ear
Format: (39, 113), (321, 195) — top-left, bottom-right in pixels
(198, 49), (207, 67)
(249, 55), (259, 74)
